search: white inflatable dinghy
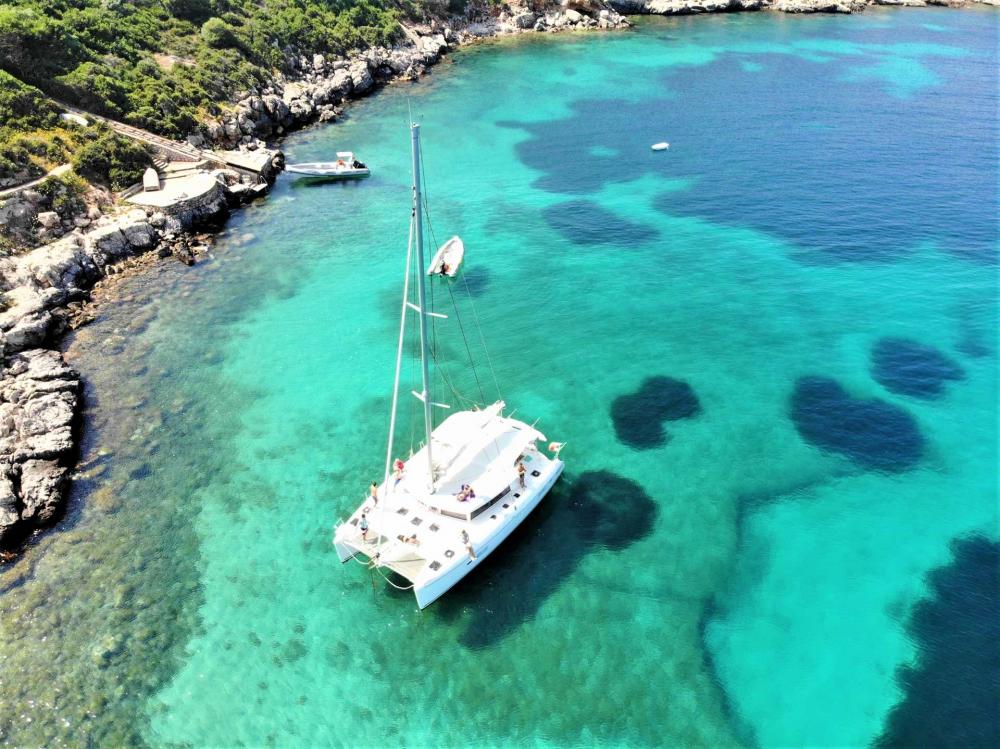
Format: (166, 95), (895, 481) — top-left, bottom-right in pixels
(651, 142), (670, 151)
(427, 236), (465, 277)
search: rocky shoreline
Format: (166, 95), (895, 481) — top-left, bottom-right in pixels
(0, 1), (632, 555)
(0, 0), (994, 555)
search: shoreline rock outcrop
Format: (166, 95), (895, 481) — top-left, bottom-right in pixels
(0, 170), (270, 551)
(0, 350), (80, 553)
(608, 0), (994, 14)
(200, 7), (630, 149)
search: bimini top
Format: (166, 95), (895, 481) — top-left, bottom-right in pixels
(336, 151), (355, 160)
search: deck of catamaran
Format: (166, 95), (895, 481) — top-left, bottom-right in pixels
(335, 402), (563, 608)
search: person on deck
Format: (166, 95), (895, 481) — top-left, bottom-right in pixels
(517, 459), (526, 488)
(369, 481), (379, 504)
(461, 529), (476, 560)
(359, 511), (369, 542)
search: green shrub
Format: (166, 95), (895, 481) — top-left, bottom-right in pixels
(0, 71), (59, 133)
(72, 129), (151, 190)
(201, 17), (239, 49)
(38, 170), (88, 216)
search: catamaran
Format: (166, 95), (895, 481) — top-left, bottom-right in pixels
(333, 124), (565, 609)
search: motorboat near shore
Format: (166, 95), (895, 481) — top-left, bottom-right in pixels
(286, 152), (369, 178)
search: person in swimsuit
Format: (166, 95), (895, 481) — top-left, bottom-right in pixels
(517, 459), (526, 488)
(359, 511), (369, 541)
(369, 481), (379, 504)
(461, 529), (476, 560)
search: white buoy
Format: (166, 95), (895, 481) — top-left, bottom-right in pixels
(651, 142), (670, 151)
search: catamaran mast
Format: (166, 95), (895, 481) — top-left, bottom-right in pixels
(411, 123), (435, 489)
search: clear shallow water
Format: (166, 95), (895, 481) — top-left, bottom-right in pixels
(1, 8), (998, 748)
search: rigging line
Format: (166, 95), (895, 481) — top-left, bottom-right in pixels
(379, 213), (415, 558)
(415, 135), (481, 408)
(445, 281), (488, 404)
(460, 270), (503, 401)
(415, 131), (501, 403)
(384, 212), (415, 479)
(429, 344), (482, 408)
(370, 562), (415, 591)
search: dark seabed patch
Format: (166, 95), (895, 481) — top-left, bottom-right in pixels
(434, 470), (657, 649)
(543, 200), (658, 246)
(611, 376), (701, 449)
(790, 376), (923, 472)
(871, 338), (964, 399)
(876, 535), (1000, 749)
(502, 46), (998, 263)
(458, 265), (491, 298)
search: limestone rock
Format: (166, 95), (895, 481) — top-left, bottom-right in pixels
(37, 211), (61, 230)
(18, 459), (67, 523)
(514, 11), (537, 27)
(0, 349), (79, 547)
(349, 62), (374, 94)
(4, 311), (52, 351)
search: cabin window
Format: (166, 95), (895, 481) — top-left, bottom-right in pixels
(470, 486), (511, 520)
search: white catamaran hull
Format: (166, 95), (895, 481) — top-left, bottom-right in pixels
(412, 458), (563, 609)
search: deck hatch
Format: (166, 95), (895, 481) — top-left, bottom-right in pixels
(411, 517), (423, 526)
(429, 561), (441, 571)
(396, 507), (409, 515)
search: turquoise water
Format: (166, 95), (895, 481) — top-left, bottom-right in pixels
(1, 8), (997, 748)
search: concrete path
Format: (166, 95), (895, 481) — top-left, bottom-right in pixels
(0, 163), (72, 201)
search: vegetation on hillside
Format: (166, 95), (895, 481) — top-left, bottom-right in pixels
(0, 0), (420, 183)
(0, 1), (407, 136)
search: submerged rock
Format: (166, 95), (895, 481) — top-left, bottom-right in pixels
(790, 375), (923, 472)
(871, 337), (964, 399)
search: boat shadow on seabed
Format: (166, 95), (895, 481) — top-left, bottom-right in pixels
(430, 470), (658, 650)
